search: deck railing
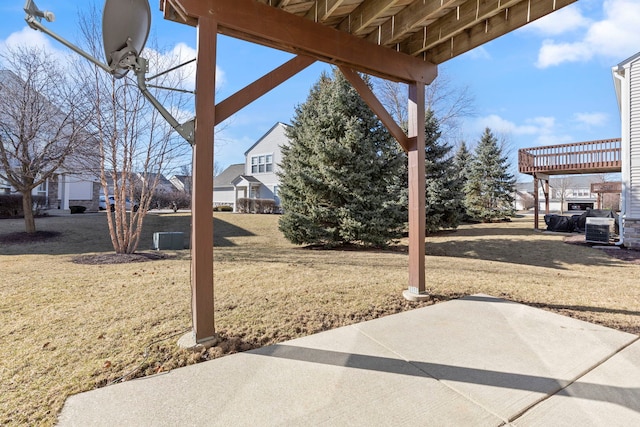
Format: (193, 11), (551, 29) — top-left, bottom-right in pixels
(518, 138), (622, 175)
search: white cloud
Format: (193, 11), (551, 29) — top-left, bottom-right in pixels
(535, 0), (640, 68)
(0, 26), (73, 68)
(146, 42), (225, 92)
(471, 114), (554, 136)
(470, 114), (574, 147)
(527, 6), (591, 36)
(573, 112), (608, 127)
(466, 46), (491, 60)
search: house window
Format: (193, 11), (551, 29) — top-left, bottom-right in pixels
(36, 181), (47, 196)
(250, 154), (273, 174)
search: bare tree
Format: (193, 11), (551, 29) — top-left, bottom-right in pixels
(552, 176), (574, 214)
(78, 7), (192, 254)
(374, 72), (475, 140)
(0, 45), (92, 233)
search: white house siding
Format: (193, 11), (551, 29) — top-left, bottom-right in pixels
(614, 53), (640, 248)
(626, 58), (640, 247)
(243, 122), (289, 205)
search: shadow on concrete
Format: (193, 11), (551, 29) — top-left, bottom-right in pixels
(255, 343), (640, 416)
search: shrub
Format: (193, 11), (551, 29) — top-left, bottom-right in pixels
(0, 194), (47, 217)
(69, 205), (87, 214)
(147, 190), (191, 210)
(214, 205), (233, 212)
(0, 194), (22, 217)
(236, 198), (276, 214)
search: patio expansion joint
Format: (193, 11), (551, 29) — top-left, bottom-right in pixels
(508, 334), (640, 423)
(352, 324), (510, 424)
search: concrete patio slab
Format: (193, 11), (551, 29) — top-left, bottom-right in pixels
(57, 295), (639, 426)
(513, 340), (640, 426)
(351, 294), (638, 421)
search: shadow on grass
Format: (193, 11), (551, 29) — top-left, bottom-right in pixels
(0, 213), (255, 255)
(425, 237), (621, 269)
(213, 217), (255, 247)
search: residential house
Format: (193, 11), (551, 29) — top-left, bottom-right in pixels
(213, 122), (288, 211)
(0, 69), (102, 212)
(515, 175), (620, 213)
(613, 51), (640, 248)
(136, 172), (176, 195)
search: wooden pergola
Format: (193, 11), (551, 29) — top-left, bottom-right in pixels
(160, 0), (577, 344)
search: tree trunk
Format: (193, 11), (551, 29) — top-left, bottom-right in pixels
(22, 191), (36, 233)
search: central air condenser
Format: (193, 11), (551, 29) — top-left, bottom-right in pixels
(585, 217), (615, 244)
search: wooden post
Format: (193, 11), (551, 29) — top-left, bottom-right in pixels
(190, 17), (216, 344)
(403, 82), (427, 300)
(544, 179), (550, 214)
(533, 176), (539, 230)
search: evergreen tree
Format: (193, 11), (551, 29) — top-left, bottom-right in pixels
(453, 141), (473, 184)
(278, 69), (406, 247)
(464, 128), (515, 221)
(423, 110), (464, 233)
(453, 141), (473, 220)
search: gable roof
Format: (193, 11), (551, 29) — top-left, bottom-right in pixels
(214, 163), (244, 188)
(169, 175), (191, 192)
(231, 174), (261, 186)
(243, 122), (290, 156)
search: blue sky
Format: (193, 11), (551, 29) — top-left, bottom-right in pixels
(1, 0), (639, 181)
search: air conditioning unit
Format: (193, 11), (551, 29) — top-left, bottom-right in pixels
(153, 232), (185, 250)
(585, 217), (615, 244)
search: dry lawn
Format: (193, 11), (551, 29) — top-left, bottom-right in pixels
(1, 212), (639, 426)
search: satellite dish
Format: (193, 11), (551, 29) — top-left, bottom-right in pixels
(102, 0), (151, 78)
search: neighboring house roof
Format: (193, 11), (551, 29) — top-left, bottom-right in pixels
(243, 122), (290, 156)
(137, 172), (175, 193)
(169, 175), (191, 192)
(232, 174), (261, 186)
(0, 69), (101, 175)
(214, 164), (244, 188)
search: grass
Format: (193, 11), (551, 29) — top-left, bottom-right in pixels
(1, 212), (639, 425)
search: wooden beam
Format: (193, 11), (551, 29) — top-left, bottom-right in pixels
(216, 55), (316, 125)
(304, 0), (346, 23)
(409, 0), (577, 63)
(365, 0), (465, 47)
(191, 16), (217, 343)
(337, 0), (403, 36)
(407, 82), (426, 295)
(402, 0), (522, 56)
(338, 66), (410, 151)
(167, 0), (437, 84)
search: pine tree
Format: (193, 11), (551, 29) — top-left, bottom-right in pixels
(423, 110), (464, 233)
(453, 141), (473, 220)
(278, 69), (406, 247)
(464, 128), (515, 221)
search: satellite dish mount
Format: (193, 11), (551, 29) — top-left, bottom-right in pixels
(23, 0), (195, 144)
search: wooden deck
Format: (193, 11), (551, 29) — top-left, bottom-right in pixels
(518, 138), (622, 175)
